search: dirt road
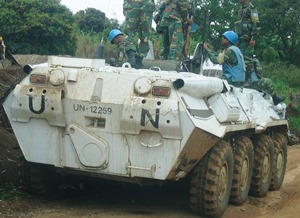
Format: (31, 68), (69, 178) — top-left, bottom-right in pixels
(0, 142), (300, 218)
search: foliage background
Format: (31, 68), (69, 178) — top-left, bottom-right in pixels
(0, 0), (299, 129)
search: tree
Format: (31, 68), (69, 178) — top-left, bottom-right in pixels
(192, 0), (239, 50)
(74, 8), (110, 33)
(256, 0), (300, 65)
(0, 0), (77, 55)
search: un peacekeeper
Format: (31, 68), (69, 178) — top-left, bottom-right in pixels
(234, 0), (260, 80)
(204, 31), (284, 105)
(123, 0), (155, 68)
(0, 36), (5, 61)
(109, 29), (136, 67)
(203, 31), (246, 86)
(159, 0), (193, 61)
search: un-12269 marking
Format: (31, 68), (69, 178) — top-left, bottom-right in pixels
(73, 104), (112, 115)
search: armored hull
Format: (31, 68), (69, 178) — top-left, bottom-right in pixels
(3, 56), (288, 217)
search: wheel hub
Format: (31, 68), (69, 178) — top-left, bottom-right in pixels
(277, 151), (284, 178)
(218, 163), (228, 201)
(262, 153), (271, 183)
(241, 156), (249, 191)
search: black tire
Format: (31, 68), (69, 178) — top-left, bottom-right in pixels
(189, 140), (234, 218)
(230, 136), (254, 205)
(269, 133), (287, 191)
(250, 134), (274, 197)
(19, 157), (61, 195)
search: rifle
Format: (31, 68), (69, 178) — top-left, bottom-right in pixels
(183, 23), (191, 60)
(183, 22), (199, 60)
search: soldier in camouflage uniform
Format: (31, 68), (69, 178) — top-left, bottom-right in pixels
(109, 29), (136, 67)
(154, 2), (169, 60)
(204, 31), (284, 105)
(234, 0), (260, 80)
(123, 0), (155, 68)
(204, 31), (246, 86)
(158, 0), (193, 61)
(234, 0), (284, 105)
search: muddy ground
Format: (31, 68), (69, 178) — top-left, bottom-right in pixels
(0, 56), (300, 218)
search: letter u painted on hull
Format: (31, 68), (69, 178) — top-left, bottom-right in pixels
(29, 95), (45, 114)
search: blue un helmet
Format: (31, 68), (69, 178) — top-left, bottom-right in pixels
(223, 31), (238, 45)
(109, 29), (123, 44)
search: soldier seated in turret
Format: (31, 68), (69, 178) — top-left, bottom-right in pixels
(203, 31), (285, 105)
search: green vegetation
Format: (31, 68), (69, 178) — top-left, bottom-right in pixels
(0, 0), (77, 55)
(75, 31), (100, 58)
(0, 0), (299, 130)
(263, 63), (300, 130)
(263, 63), (300, 106)
(0, 183), (19, 201)
(257, 0), (300, 66)
(75, 31), (118, 61)
(289, 117), (300, 131)
(74, 8), (109, 33)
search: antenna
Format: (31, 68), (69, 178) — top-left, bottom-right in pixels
(96, 0), (112, 59)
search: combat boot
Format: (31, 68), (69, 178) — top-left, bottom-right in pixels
(125, 50), (136, 67)
(135, 55), (144, 69)
(272, 95), (285, 105)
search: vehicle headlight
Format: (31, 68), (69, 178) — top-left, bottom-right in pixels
(49, 69), (65, 86)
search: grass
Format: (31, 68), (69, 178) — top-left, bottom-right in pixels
(75, 30), (118, 61)
(0, 183), (19, 201)
(264, 63), (300, 90)
(289, 117), (300, 130)
(263, 63), (300, 131)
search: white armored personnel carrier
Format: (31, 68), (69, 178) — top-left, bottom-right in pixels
(3, 54), (288, 217)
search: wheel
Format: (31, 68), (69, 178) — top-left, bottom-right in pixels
(189, 140), (234, 217)
(269, 133), (287, 191)
(19, 156), (61, 194)
(230, 136), (254, 205)
(250, 134), (274, 197)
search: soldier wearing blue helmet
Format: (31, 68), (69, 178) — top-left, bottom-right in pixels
(109, 29), (136, 67)
(204, 31), (246, 85)
(204, 31), (284, 105)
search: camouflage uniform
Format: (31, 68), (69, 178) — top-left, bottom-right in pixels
(246, 60), (277, 97)
(250, 78), (276, 96)
(159, 0), (192, 61)
(155, 2), (169, 60)
(233, 2), (282, 102)
(207, 45), (277, 96)
(115, 34), (136, 67)
(123, 0), (155, 58)
(234, 1), (260, 80)
(206, 45), (246, 86)
(207, 45), (280, 101)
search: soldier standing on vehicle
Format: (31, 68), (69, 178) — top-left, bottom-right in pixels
(158, 0), (193, 61)
(234, 0), (260, 80)
(204, 31), (284, 105)
(0, 36), (5, 62)
(154, 1), (169, 60)
(123, 0), (155, 68)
